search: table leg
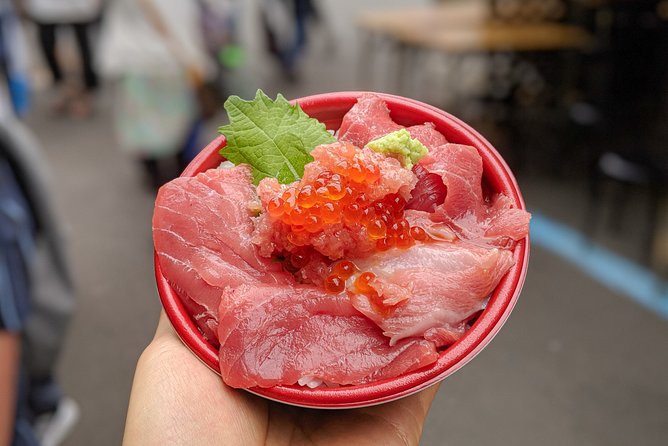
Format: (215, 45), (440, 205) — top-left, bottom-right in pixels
(356, 29), (375, 90)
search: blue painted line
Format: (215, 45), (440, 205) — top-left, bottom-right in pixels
(529, 211), (668, 320)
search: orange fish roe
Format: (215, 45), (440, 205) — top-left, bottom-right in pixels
(320, 202), (339, 224)
(343, 202), (362, 225)
(324, 274), (345, 293)
(322, 261), (361, 294)
(367, 219), (387, 239)
(363, 163), (380, 183)
(297, 185), (317, 208)
(256, 141), (432, 287)
(332, 260), (358, 279)
(281, 187), (297, 211)
(348, 163), (366, 183)
(385, 193), (406, 218)
(268, 150), (400, 248)
(355, 272), (376, 294)
(304, 214), (323, 233)
(289, 250), (311, 269)
(286, 230), (308, 246)
(267, 197), (284, 218)
(410, 226), (428, 241)
(361, 207), (375, 225)
(352, 270), (392, 316)
(289, 206), (306, 226)
(396, 232), (415, 249)
(376, 237), (392, 251)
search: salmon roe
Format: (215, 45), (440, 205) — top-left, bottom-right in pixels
(324, 274), (345, 293)
(410, 226), (428, 241)
(289, 250), (311, 269)
(264, 142), (434, 289)
(332, 260), (358, 279)
(267, 197), (284, 217)
(297, 185), (317, 208)
(355, 272), (376, 294)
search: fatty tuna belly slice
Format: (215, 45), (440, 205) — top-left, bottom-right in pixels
(218, 283), (439, 388)
(338, 93), (402, 148)
(338, 93), (447, 150)
(417, 143), (531, 246)
(153, 166), (289, 340)
(350, 242), (515, 347)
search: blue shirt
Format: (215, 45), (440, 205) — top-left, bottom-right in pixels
(0, 158), (34, 332)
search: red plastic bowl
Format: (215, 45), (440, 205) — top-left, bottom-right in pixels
(155, 91), (530, 409)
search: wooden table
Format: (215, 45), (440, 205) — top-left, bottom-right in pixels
(357, 1), (490, 35)
(356, 1), (593, 96)
(358, 1), (592, 54)
(393, 22), (592, 54)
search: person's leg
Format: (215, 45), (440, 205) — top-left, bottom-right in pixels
(66, 22), (98, 118)
(30, 376), (79, 446)
(12, 369), (41, 446)
(140, 158), (162, 189)
(36, 24), (62, 85)
(278, 0), (309, 79)
(28, 376), (61, 416)
(71, 22), (98, 92)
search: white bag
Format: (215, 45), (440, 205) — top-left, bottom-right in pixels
(112, 74), (196, 158)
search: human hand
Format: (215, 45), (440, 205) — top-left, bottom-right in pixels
(123, 312), (440, 445)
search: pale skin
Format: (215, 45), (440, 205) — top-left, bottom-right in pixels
(0, 332), (20, 446)
(123, 312), (440, 446)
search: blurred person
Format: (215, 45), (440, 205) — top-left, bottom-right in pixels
(261, 0), (320, 80)
(123, 312), (439, 446)
(0, 0), (31, 118)
(20, 0), (102, 118)
(0, 151), (33, 446)
(197, 0), (250, 98)
(198, 0), (241, 73)
(98, 0), (214, 188)
(0, 52), (78, 445)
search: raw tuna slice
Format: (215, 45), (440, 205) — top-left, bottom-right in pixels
(218, 283), (439, 388)
(417, 143), (531, 246)
(153, 167), (290, 340)
(406, 122), (448, 150)
(483, 194), (533, 243)
(404, 210), (456, 242)
(349, 242), (514, 346)
(339, 94), (447, 150)
(422, 144), (486, 220)
(339, 94), (402, 148)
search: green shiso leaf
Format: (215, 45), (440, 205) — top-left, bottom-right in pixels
(218, 90), (336, 185)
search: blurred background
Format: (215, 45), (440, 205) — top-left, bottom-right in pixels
(1, 0), (667, 445)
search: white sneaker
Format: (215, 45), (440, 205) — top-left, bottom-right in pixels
(34, 397), (80, 446)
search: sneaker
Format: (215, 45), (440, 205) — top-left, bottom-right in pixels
(34, 397), (81, 446)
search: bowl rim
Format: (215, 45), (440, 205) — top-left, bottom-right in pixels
(155, 91), (530, 409)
